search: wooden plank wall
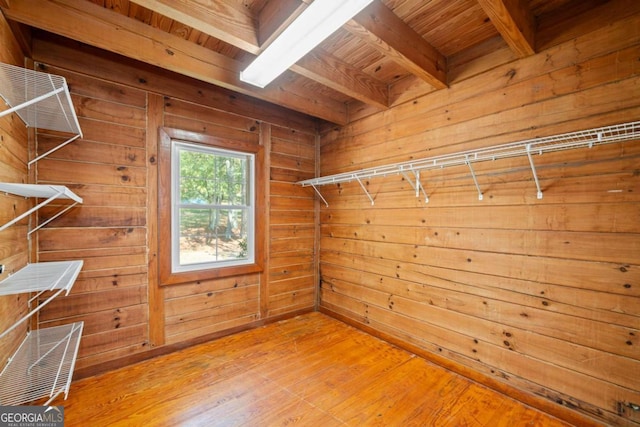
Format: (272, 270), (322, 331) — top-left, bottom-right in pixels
(268, 125), (318, 316)
(21, 35), (317, 374)
(318, 5), (640, 427)
(0, 14), (30, 372)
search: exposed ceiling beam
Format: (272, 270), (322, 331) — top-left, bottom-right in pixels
(257, 0), (308, 48)
(129, 0), (260, 54)
(345, 0), (447, 90)
(31, 34), (320, 131)
(477, 0), (535, 57)
(127, 0), (389, 110)
(292, 48), (389, 109)
(0, 0), (348, 124)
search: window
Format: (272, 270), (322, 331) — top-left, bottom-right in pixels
(172, 141), (255, 272)
(158, 128), (264, 286)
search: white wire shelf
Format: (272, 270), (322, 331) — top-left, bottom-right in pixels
(0, 260), (83, 297)
(298, 120), (640, 205)
(0, 260), (83, 341)
(0, 183), (83, 235)
(0, 62), (83, 166)
(0, 322), (84, 406)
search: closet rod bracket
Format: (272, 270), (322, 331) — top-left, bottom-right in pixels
(355, 176), (374, 205)
(401, 170), (429, 203)
(310, 184), (329, 207)
(526, 144), (543, 199)
(465, 158), (483, 201)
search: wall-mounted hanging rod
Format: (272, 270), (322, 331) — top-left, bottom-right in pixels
(298, 120), (640, 206)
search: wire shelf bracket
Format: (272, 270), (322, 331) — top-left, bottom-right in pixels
(0, 183), (83, 236)
(0, 260), (84, 341)
(310, 183), (329, 207)
(465, 158), (483, 201)
(526, 143), (543, 199)
(400, 169), (429, 203)
(0, 262), (84, 405)
(355, 176), (374, 205)
(0, 322), (84, 406)
(298, 120), (640, 205)
(0, 62), (83, 167)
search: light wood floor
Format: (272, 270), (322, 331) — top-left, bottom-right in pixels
(53, 313), (573, 426)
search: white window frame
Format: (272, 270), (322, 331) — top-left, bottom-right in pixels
(170, 140), (255, 274)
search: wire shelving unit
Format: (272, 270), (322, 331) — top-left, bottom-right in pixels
(0, 260), (84, 406)
(298, 121), (640, 205)
(0, 64), (85, 407)
(0, 322), (84, 406)
(0, 62), (83, 166)
(0, 260), (84, 341)
(0, 185), (84, 406)
(0, 183), (83, 236)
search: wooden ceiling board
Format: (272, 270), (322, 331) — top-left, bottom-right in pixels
(435, 10), (501, 56)
(128, 2), (153, 24)
(321, 29), (369, 60)
(384, 0), (445, 27)
(397, 0), (474, 36)
(277, 69), (354, 105)
(317, 29), (410, 87)
(104, 0), (131, 13)
(321, 30), (388, 72)
(0, 0), (623, 124)
(152, 11), (173, 33)
(418, 1), (498, 56)
(203, 36), (230, 56)
(528, 0), (575, 16)
(362, 56), (411, 84)
(237, 0), (265, 13)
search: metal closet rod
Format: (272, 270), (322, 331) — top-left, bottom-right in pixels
(298, 120), (640, 206)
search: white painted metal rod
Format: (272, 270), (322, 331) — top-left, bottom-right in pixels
(465, 160), (483, 201)
(355, 176), (374, 205)
(298, 121), (640, 188)
(526, 144), (543, 199)
(0, 86), (65, 118)
(310, 184), (329, 207)
(29, 134), (82, 167)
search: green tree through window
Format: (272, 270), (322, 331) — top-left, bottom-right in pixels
(172, 141), (255, 273)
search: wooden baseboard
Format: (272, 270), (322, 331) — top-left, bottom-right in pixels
(320, 307), (606, 427)
(73, 308), (314, 380)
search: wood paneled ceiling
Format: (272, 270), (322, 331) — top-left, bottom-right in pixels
(0, 0), (609, 125)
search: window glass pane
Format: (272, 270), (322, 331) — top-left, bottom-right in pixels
(178, 208), (249, 266)
(172, 140), (254, 273)
(179, 150), (217, 204)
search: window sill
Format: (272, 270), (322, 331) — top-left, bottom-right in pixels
(160, 262), (263, 286)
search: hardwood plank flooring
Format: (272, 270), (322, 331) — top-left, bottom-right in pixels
(52, 313), (573, 426)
